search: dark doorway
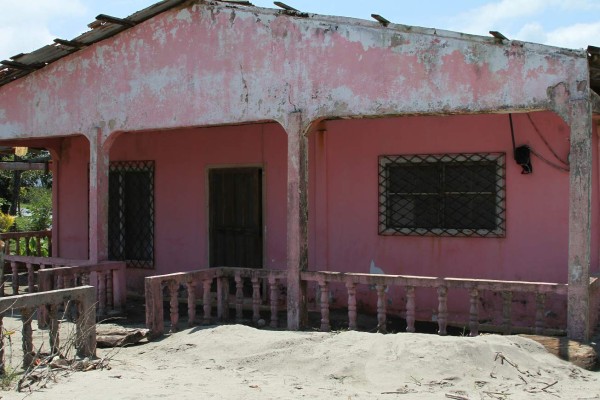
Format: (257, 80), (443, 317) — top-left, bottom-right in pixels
(209, 167), (263, 268)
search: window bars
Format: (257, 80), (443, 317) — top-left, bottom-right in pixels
(379, 153), (505, 237)
(108, 161), (155, 268)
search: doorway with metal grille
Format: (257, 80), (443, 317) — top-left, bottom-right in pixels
(208, 167), (263, 268)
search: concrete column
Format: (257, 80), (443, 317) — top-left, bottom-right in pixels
(89, 127), (110, 262)
(285, 112), (309, 330)
(566, 96), (593, 341)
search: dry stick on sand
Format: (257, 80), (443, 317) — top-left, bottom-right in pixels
(17, 301), (117, 393)
(445, 394), (470, 400)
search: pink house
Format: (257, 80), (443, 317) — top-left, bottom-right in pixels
(0, 0), (599, 340)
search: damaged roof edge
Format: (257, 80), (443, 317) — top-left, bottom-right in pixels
(0, 0), (591, 89)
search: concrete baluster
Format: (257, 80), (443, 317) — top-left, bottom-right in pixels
(437, 286), (448, 336)
(0, 315), (3, 374)
(235, 273), (243, 321)
(502, 291), (512, 335)
(11, 261), (18, 295)
(169, 281), (179, 332)
(535, 293), (546, 335)
(203, 279), (211, 324)
(376, 284), (387, 333)
(187, 281), (196, 327)
(106, 271), (114, 311)
(98, 271), (107, 317)
(36, 236), (42, 256)
(346, 282), (357, 330)
(252, 276), (261, 323)
(26, 263), (34, 293)
(469, 288), (479, 337)
(406, 286), (416, 333)
(319, 279), (330, 332)
(269, 276), (279, 328)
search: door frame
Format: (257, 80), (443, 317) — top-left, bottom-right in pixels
(205, 164), (266, 268)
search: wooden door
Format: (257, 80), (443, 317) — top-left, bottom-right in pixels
(209, 167), (263, 268)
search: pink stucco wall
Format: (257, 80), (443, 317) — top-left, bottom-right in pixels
(106, 123), (287, 290)
(56, 135), (89, 260)
(308, 111), (598, 325)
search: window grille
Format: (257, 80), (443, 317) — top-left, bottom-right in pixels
(108, 161), (155, 268)
(378, 153), (505, 237)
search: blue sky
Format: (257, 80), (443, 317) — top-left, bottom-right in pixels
(1, 0), (599, 61)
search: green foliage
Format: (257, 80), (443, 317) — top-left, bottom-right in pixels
(22, 188), (52, 231)
(0, 212), (14, 233)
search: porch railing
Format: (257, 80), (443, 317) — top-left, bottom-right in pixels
(0, 230), (51, 257)
(2, 255), (88, 296)
(38, 261), (126, 318)
(145, 267), (580, 337)
(0, 286), (96, 373)
(301, 271), (569, 336)
(145, 267), (286, 335)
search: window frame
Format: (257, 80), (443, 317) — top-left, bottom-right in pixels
(378, 153), (506, 238)
(108, 160), (155, 269)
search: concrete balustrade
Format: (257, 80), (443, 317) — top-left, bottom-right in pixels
(0, 230), (51, 257)
(145, 268), (286, 336)
(301, 271), (570, 336)
(37, 262), (126, 320)
(2, 255), (88, 296)
(145, 268), (599, 338)
(0, 286), (96, 373)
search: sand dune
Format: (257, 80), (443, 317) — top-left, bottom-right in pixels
(3, 323), (599, 400)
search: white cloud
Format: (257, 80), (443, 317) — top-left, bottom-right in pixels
(545, 22), (600, 49)
(450, 0), (548, 35)
(0, 0), (86, 59)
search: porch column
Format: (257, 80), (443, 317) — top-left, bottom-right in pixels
(565, 94), (593, 341)
(285, 112), (309, 330)
(89, 127), (110, 262)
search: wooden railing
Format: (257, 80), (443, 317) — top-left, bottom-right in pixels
(0, 286), (96, 373)
(145, 267), (286, 336)
(38, 261), (126, 318)
(0, 230), (51, 257)
(2, 256), (88, 296)
(301, 271), (569, 336)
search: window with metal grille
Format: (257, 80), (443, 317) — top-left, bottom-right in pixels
(108, 161), (155, 268)
(379, 153), (505, 237)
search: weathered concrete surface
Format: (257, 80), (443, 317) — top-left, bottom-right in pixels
(0, 2), (589, 140)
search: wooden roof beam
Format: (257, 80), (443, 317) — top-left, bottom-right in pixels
(0, 60), (42, 71)
(53, 38), (86, 48)
(95, 14), (136, 28)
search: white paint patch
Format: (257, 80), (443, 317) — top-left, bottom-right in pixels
(153, 28), (168, 45)
(176, 8), (192, 23)
(369, 260), (385, 275)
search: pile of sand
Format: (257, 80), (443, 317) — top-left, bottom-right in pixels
(3, 323), (599, 399)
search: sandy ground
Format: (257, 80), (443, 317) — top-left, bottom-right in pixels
(1, 319), (599, 400)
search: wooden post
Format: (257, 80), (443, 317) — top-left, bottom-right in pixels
(48, 304), (60, 354)
(285, 112), (309, 331)
(76, 287), (97, 358)
(21, 307), (34, 367)
(11, 261), (18, 295)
